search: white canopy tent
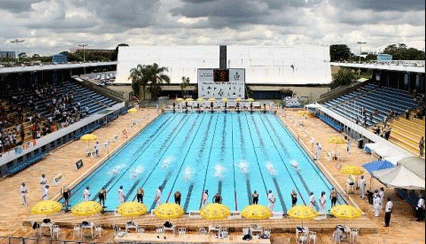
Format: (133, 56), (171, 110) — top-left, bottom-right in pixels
(365, 142), (411, 165)
(373, 165), (425, 190)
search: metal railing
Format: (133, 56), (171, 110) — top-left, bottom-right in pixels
(0, 236), (157, 244)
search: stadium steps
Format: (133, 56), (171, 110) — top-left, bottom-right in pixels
(388, 117), (425, 156)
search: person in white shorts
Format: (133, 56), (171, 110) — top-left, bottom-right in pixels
(83, 187), (91, 201)
(268, 190), (276, 211)
(118, 186), (125, 204)
(21, 183), (29, 206)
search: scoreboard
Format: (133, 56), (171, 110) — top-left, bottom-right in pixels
(198, 68), (245, 99)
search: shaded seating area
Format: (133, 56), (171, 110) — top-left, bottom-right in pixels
(323, 83), (419, 127)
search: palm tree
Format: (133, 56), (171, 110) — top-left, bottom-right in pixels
(129, 64), (148, 101)
(144, 63), (171, 100)
(180, 76), (190, 98)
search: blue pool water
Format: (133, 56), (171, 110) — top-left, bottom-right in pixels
(65, 112), (341, 213)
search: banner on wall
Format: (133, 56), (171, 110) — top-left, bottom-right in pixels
(198, 68), (245, 99)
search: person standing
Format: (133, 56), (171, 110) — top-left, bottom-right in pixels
(330, 188), (338, 207)
(118, 186), (125, 204)
(83, 187), (91, 201)
(213, 193), (222, 204)
(419, 137), (425, 157)
(359, 176), (366, 199)
(373, 192), (381, 217)
(98, 188), (107, 207)
(21, 183), (29, 206)
(42, 185), (50, 200)
(384, 198), (393, 227)
(40, 174), (47, 192)
(319, 192), (327, 214)
(136, 187), (144, 204)
(62, 188), (71, 211)
(94, 142), (100, 157)
(346, 139), (351, 154)
(155, 186), (163, 207)
(252, 191), (259, 205)
(291, 191), (298, 207)
(309, 192), (316, 209)
(202, 190), (209, 207)
(416, 196), (425, 222)
(379, 188), (385, 210)
(174, 190), (182, 205)
(268, 190), (276, 211)
(314, 143), (322, 160)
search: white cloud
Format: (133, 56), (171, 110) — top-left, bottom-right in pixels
(0, 0), (423, 55)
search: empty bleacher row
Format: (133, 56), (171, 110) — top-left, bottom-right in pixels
(323, 83), (419, 127)
(389, 117), (425, 156)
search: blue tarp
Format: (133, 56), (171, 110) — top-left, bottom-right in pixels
(362, 161), (395, 175)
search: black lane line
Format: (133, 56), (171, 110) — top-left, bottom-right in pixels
(70, 113), (175, 199)
(260, 114), (307, 206)
(218, 181), (223, 195)
(231, 113), (238, 211)
(124, 180), (141, 202)
(183, 184), (195, 213)
(165, 113), (207, 203)
(270, 114), (344, 205)
(107, 113), (188, 195)
(249, 113), (286, 213)
(273, 177), (288, 213)
(150, 171), (173, 211)
(199, 114), (220, 209)
(90, 176), (117, 201)
(246, 178), (253, 205)
(296, 171), (319, 211)
(243, 113), (268, 195)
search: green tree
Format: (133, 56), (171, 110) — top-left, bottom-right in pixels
(129, 64), (146, 100)
(383, 43), (425, 60)
(331, 68), (356, 89)
(145, 63), (171, 100)
(180, 76), (190, 98)
(330, 44), (353, 62)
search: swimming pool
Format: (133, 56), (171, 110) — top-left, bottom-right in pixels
(65, 111), (341, 213)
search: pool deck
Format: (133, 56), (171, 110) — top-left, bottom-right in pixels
(0, 109), (424, 244)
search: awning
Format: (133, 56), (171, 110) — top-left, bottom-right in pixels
(365, 143), (411, 162)
(398, 157), (425, 180)
(373, 165), (425, 190)
(362, 161), (395, 175)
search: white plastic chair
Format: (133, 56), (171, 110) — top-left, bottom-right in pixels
(94, 225), (102, 238)
(51, 225), (60, 239)
(199, 228), (208, 235)
(178, 227), (186, 235)
(73, 225), (82, 239)
(351, 228), (359, 243)
(298, 232), (309, 244)
(308, 231), (317, 244)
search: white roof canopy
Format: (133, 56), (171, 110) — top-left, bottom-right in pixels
(373, 165), (425, 190)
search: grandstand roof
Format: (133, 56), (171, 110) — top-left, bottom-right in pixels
(0, 62), (117, 74)
(331, 61), (425, 73)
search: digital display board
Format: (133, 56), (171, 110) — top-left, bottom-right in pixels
(198, 68), (245, 99)
(214, 69), (229, 82)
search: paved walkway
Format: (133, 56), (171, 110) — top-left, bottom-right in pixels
(0, 108), (158, 236)
(277, 110), (425, 244)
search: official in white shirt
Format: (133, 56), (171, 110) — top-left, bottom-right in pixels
(384, 198), (393, 227)
(319, 192), (327, 214)
(416, 196), (425, 222)
(268, 190), (276, 211)
(155, 186), (163, 207)
(309, 192), (317, 209)
(21, 183), (29, 206)
(40, 174), (47, 192)
(359, 176), (366, 199)
(202, 190), (209, 207)
(118, 186), (125, 204)
(42, 185), (50, 200)
(83, 187), (91, 201)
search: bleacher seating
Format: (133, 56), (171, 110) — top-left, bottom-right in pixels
(319, 115), (343, 132)
(388, 117), (425, 156)
(323, 84), (419, 127)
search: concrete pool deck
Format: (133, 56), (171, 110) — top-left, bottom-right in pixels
(0, 109), (424, 244)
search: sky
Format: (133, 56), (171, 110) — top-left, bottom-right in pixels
(0, 0), (424, 56)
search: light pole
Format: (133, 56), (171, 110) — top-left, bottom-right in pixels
(11, 39), (24, 62)
(78, 43), (88, 62)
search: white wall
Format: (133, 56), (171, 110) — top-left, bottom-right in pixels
(116, 46), (219, 84)
(116, 45), (332, 85)
(227, 46), (331, 84)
